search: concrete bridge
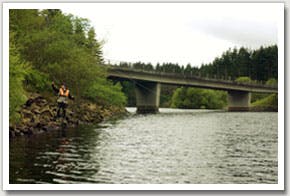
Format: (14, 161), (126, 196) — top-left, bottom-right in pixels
(107, 67), (278, 114)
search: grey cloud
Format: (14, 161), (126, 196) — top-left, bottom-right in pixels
(192, 17), (277, 47)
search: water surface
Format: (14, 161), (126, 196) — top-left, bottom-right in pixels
(10, 108), (278, 184)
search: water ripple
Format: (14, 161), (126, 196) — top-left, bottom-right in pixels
(10, 108), (278, 184)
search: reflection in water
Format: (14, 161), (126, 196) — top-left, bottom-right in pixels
(10, 108), (278, 184)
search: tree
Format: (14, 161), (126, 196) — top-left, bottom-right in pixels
(9, 34), (29, 124)
(235, 76), (252, 83)
(87, 27), (104, 63)
(171, 87), (227, 109)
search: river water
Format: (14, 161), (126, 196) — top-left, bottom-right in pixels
(10, 108), (278, 184)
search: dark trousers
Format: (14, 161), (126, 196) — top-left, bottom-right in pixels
(57, 102), (68, 118)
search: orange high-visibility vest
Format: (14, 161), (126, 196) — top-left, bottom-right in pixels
(59, 88), (69, 97)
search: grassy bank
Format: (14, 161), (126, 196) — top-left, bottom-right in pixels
(251, 94), (278, 112)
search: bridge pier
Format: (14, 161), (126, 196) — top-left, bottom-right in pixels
(227, 90), (251, 111)
(135, 81), (160, 114)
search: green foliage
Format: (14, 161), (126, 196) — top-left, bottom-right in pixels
(9, 38), (28, 124)
(171, 87), (227, 109)
(84, 78), (127, 107)
(159, 85), (177, 107)
(24, 68), (50, 92)
(251, 93), (268, 103)
(235, 76), (252, 83)
(266, 78), (278, 86)
(198, 46), (278, 81)
(119, 81), (136, 107)
(251, 78), (277, 103)
(251, 94), (278, 111)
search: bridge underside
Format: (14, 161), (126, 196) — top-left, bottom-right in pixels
(133, 82), (251, 113)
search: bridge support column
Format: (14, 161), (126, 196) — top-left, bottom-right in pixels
(135, 81), (160, 114)
(227, 91), (251, 111)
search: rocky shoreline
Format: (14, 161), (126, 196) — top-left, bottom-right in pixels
(249, 106), (278, 112)
(9, 93), (128, 138)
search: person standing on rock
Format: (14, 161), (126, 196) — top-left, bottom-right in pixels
(52, 82), (74, 119)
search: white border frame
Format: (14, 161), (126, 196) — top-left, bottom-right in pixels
(2, 2), (285, 190)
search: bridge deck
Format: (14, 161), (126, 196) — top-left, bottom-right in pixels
(107, 68), (278, 94)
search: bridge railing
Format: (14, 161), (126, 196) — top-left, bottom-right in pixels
(107, 65), (278, 89)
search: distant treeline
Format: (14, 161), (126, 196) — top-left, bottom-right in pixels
(114, 45), (278, 108)
(115, 45), (278, 82)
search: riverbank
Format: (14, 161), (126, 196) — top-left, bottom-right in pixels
(9, 93), (128, 138)
(250, 94), (278, 112)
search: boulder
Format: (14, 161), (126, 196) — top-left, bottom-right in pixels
(25, 98), (34, 107)
(37, 99), (48, 106)
(9, 125), (16, 131)
(21, 127), (34, 135)
(87, 103), (97, 111)
(40, 115), (52, 123)
(25, 93), (43, 107)
(14, 129), (22, 136)
(22, 117), (31, 124)
(9, 130), (16, 138)
(66, 110), (74, 117)
(40, 105), (54, 117)
(22, 109), (34, 119)
(83, 114), (90, 122)
(32, 108), (41, 114)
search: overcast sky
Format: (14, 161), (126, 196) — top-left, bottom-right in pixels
(61, 3), (282, 67)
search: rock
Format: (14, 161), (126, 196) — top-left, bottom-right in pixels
(30, 103), (41, 110)
(37, 99), (48, 106)
(9, 125), (16, 131)
(9, 130), (15, 138)
(43, 125), (57, 132)
(34, 122), (44, 129)
(38, 129), (45, 134)
(87, 103), (97, 111)
(17, 124), (27, 132)
(22, 118), (31, 124)
(25, 98), (34, 107)
(32, 115), (40, 124)
(21, 127), (34, 135)
(83, 114), (90, 122)
(41, 115), (52, 123)
(32, 108), (41, 114)
(45, 121), (62, 131)
(14, 129), (22, 136)
(25, 93), (43, 107)
(77, 119), (81, 125)
(67, 110), (74, 117)
(40, 106), (54, 117)
(22, 109), (34, 119)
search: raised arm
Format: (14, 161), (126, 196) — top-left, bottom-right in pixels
(51, 82), (59, 93)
